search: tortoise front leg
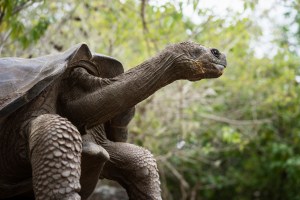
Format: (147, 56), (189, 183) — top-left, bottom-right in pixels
(29, 114), (82, 200)
(79, 135), (110, 199)
(100, 142), (161, 200)
(86, 125), (161, 200)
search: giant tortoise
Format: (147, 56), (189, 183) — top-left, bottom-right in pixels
(0, 41), (227, 199)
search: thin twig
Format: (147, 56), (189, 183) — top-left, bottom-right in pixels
(140, 0), (148, 32)
(140, 0), (159, 53)
(199, 113), (272, 126)
(161, 159), (189, 199)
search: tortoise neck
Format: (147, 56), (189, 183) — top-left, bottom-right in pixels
(63, 51), (183, 128)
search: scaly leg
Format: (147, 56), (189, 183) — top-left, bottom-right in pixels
(101, 142), (161, 200)
(86, 125), (161, 200)
(80, 134), (110, 200)
(29, 114), (82, 200)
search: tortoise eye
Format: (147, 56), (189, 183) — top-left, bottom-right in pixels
(211, 48), (221, 59)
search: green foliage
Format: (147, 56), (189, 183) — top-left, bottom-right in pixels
(0, 0), (52, 48)
(1, 0), (300, 199)
(279, 0), (300, 53)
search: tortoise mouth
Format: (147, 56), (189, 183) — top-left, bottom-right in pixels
(213, 63), (226, 71)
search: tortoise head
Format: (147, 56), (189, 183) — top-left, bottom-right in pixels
(165, 41), (227, 81)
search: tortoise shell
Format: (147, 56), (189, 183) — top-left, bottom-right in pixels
(0, 43), (123, 121)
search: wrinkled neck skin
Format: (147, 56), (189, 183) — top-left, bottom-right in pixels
(63, 51), (185, 128)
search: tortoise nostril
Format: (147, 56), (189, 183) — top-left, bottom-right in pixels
(211, 48), (221, 59)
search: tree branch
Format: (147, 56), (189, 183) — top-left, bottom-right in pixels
(140, 0), (159, 53)
(140, 0), (148, 32)
(199, 113), (272, 126)
(160, 159), (189, 199)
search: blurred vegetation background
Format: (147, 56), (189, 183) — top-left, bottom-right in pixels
(1, 0), (300, 199)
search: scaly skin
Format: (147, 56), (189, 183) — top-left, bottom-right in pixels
(79, 135), (109, 199)
(87, 124), (161, 200)
(29, 114), (82, 199)
(102, 143), (161, 200)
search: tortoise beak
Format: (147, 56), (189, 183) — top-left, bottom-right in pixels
(214, 63), (226, 71)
